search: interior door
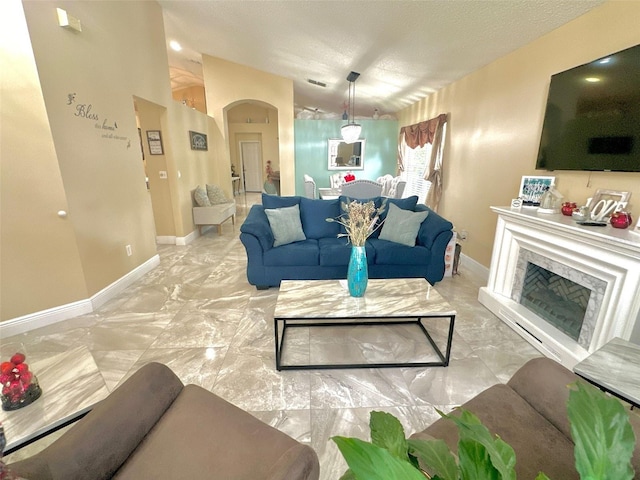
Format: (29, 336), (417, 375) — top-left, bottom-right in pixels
(240, 141), (262, 192)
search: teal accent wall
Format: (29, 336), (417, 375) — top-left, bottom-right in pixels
(294, 119), (398, 195)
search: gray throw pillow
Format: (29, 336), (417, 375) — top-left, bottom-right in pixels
(206, 184), (228, 205)
(378, 203), (429, 246)
(265, 204), (306, 247)
(194, 185), (211, 206)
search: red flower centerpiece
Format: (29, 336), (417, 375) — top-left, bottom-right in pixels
(1, 351), (42, 411)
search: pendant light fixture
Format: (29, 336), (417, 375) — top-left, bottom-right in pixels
(341, 71), (361, 144)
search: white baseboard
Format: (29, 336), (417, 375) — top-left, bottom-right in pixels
(0, 300), (94, 338)
(459, 252), (489, 283)
(90, 254), (160, 310)
(156, 236), (177, 245)
(0, 255), (160, 337)
(158, 230), (198, 246)
(176, 229), (199, 246)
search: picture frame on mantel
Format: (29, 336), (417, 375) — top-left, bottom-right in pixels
(518, 176), (555, 207)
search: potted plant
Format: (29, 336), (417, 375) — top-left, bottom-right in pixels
(332, 381), (636, 480)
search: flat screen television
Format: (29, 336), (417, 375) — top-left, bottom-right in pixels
(536, 43), (640, 172)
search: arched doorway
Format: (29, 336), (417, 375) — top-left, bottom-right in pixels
(225, 100), (279, 195)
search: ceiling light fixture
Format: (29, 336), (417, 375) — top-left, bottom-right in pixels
(169, 40), (182, 52)
(341, 71), (361, 144)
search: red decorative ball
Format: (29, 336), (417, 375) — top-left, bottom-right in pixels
(10, 353), (25, 365)
(0, 362), (14, 375)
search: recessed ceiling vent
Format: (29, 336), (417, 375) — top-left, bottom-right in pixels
(307, 79), (327, 88)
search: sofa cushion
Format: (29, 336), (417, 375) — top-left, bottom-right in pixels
(262, 193), (301, 209)
(378, 203), (429, 246)
(111, 384), (316, 479)
(381, 196), (418, 222)
(265, 205), (307, 247)
(369, 238), (430, 265)
(206, 184), (228, 205)
(300, 198), (341, 239)
(415, 383), (578, 480)
(264, 239), (319, 266)
(194, 185), (211, 206)
(318, 238), (375, 266)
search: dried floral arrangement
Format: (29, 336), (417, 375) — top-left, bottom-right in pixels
(327, 199), (387, 246)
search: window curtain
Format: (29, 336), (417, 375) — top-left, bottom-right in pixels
(397, 113), (448, 211)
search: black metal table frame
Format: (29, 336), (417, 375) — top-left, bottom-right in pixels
(274, 314), (455, 371)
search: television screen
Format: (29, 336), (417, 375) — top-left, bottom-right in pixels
(536, 43), (640, 172)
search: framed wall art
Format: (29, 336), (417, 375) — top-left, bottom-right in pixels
(146, 130), (164, 155)
(518, 176), (555, 206)
(189, 131), (208, 151)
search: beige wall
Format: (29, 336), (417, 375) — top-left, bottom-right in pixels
(202, 56), (295, 194)
(1, 1), (228, 323)
(397, 1), (640, 268)
(1, 1), (88, 320)
(19, 0), (164, 298)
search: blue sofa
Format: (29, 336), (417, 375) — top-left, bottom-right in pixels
(239, 194), (454, 289)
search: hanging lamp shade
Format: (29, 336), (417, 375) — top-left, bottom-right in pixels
(341, 71), (361, 144)
(341, 123), (361, 144)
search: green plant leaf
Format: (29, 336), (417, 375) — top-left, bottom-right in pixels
(567, 381), (635, 480)
(457, 438), (501, 480)
(439, 409), (516, 480)
(408, 438), (459, 480)
(338, 469), (357, 480)
(369, 411), (408, 460)
(332, 436), (426, 480)
(534, 473), (552, 480)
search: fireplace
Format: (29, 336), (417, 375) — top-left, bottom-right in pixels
(479, 206), (640, 368)
(519, 263), (588, 341)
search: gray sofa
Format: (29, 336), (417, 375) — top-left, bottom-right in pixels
(8, 362), (319, 480)
(240, 194), (454, 289)
(411, 357), (640, 479)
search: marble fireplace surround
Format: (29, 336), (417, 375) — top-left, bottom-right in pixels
(479, 206), (640, 369)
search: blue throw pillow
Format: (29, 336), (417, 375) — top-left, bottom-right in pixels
(261, 193), (301, 209)
(378, 203), (429, 246)
(300, 198), (341, 239)
(264, 204), (307, 247)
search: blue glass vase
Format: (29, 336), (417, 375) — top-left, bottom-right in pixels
(347, 246), (368, 297)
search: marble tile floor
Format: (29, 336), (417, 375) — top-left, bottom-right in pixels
(1, 192), (542, 478)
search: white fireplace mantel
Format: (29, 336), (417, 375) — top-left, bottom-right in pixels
(479, 206), (640, 369)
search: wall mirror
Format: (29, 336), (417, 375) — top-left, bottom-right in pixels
(328, 138), (365, 170)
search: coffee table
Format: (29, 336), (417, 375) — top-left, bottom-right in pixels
(573, 337), (640, 408)
(273, 278), (456, 370)
(0, 346), (109, 455)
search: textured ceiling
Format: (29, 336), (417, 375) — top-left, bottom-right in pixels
(159, 0), (605, 118)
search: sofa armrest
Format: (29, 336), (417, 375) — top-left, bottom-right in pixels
(240, 205), (274, 251)
(416, 205), (454, 248)
(507, 357), (577, 440)
(9, 362), (184, 480)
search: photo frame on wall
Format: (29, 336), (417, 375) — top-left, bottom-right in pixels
(518, 176), (555, 206)
(189, 131), (208, 151)
(146, 130), (164, 155)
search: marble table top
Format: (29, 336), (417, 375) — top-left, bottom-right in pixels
(573, 337), (640, 407)
(274, 278), (456, 320)
(0, 346), (109, 452)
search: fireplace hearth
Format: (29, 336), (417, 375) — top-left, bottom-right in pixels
(479, 206), (640, 368)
